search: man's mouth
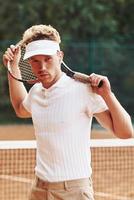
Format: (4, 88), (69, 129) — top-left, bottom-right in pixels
(38, 71), (49, 77)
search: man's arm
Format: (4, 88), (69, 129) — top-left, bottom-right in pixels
(8, 73), (31, 118)
(89, 73), (133, 139)
(3, 45), (31, 118)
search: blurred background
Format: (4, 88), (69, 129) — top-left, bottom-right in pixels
(0, 0), (133, 124)
(0, 1), (134, 200)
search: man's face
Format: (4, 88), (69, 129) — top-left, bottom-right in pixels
(28, 51), (63, 88)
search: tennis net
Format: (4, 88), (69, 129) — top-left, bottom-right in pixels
(0, 139), (134, 200)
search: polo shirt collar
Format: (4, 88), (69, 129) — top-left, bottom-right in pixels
(41, 72), (70, 91)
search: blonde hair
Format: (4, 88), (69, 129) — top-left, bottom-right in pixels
(20, 24), (61, 46)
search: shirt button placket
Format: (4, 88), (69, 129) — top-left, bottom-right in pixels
(42, 89), (49, 107)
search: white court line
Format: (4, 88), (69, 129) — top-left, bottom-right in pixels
(0, 140), (36, 149)
(95, 192), (133, 200)
(1, 139), (134, 149)
(0, 175), (33, 184)
(90, 138), (134, 147)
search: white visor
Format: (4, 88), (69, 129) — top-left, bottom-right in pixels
(23, 40), (60, 60)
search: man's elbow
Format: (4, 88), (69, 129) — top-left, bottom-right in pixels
(120, 133), (133, 139)
(13, 103), (31, 118)
(15, 111), (26, 118)
(115, 128), (134, 139)
(124, 129), (134, 139)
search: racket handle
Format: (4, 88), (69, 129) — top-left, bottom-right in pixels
(73, 72), (103, 88)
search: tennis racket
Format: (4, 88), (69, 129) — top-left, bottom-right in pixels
(7, 46), (103, 87)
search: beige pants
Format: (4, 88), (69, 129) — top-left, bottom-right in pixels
(29, 177), (94, 200)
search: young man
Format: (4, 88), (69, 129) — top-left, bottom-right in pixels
(3, 24), (133, 200)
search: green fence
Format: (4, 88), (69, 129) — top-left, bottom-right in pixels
(0, 37), (134, 123)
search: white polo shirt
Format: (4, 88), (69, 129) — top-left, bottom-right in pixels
(23, 73), (108, 182)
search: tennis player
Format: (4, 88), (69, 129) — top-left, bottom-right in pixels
(3, 24), (133, 200)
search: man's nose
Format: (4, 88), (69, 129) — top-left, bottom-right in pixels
(40, 62), (47, 70)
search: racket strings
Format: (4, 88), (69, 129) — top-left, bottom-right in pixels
(18, 47), (37, 81)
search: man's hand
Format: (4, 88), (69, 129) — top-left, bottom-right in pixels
(3, 45), (21, 69)
(89, 73), (111, 97)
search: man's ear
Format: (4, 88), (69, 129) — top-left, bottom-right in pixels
(57, 50), (64, 61)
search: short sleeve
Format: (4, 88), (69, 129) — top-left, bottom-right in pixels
(22, 93), (32, 113)
(22, 85), (35, 113)
(86, 92), (108, 117)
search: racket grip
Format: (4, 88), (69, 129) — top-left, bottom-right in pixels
(73, 72), (103, 88)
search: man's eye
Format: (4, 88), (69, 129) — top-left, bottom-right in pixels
(45, 57), (52, 62)
(32, 60), (39, 63)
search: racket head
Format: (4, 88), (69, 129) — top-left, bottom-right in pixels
(7, 45), (38, 84)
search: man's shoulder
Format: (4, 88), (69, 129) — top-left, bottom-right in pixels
(65, 75), (93, 94)
(28, 83), (42, 94)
